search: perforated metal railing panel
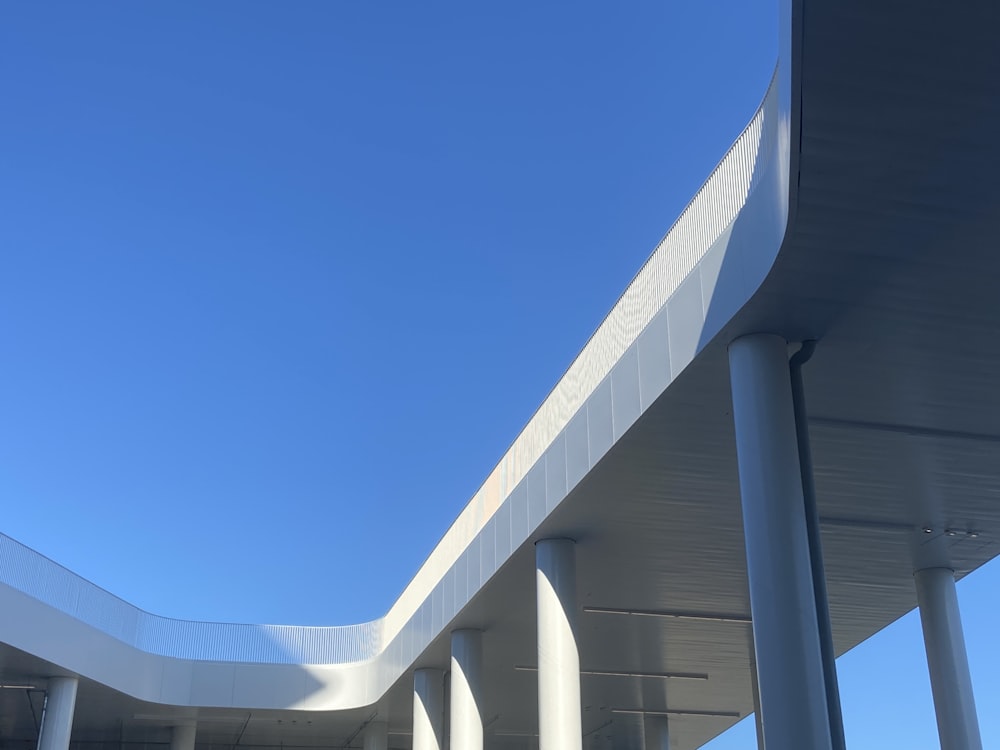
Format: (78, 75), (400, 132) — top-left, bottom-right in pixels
(0, 533), (381, 664)
(0, 72), (780, 667)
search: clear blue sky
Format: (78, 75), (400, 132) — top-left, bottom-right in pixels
(1, 2), (995, 748)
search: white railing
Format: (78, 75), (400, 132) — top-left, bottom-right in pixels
(383, 69), (781, 641)
(0, 533), (381, 664)
(0, 69), (782, 668)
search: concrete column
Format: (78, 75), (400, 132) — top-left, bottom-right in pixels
(38, 677), (78, 750)
(642, 715), (669, 750)
(728, 334), (832, 750)
(170, 724), (197, 750)
(363, 720), (388, 750)
(915, 567), (983, 750)
(414, 668), (446, 750)
(451, 629), (484, 750)
(536, 538), (581, 750)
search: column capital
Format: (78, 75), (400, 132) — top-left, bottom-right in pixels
(451, 629), (484, 750)
(914, 567), (983, 749)
(362, 720), (388, 750)
(170, 723), (197, 750)
(536, 538), (582, 750)
(413, 668), (445, 750)
(38, 676), (78, 750)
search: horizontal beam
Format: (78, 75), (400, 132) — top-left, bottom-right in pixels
(514, 666), (708, 681)
(583, 607), (751, 624)
(809, 417), (1000, 444)
(612, 709), (742, 718)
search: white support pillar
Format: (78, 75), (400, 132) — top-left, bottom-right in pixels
(414, 668), (446, 750)
(728, 334), (832, 750)
(642, 715), (669, 750)
(170, 724), (197, 750)
(914, 567), (982, 750)
(451, 629), (484, 750)
(363, 720), (388, 750)
(38, 677), (78, 750)
(536, 538), (582, 750)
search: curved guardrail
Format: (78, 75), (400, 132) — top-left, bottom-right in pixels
(383, 68), (781, 641)
(0, 533), (381, 664)
(0, 68), (783, 675)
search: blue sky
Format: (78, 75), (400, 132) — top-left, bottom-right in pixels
(1, 2), (995, 748)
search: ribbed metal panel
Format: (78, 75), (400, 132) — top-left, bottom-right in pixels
(384, 71), (780, 642)
(0, 533), (381, 664)
(0, 71), (780, 668)
(520, 79), (777, 498)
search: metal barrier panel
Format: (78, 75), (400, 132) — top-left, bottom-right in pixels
(0, 71), (781, 669)
(0, 533), (381, 664)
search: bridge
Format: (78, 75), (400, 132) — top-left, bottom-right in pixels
(2, 1), (998, 749)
